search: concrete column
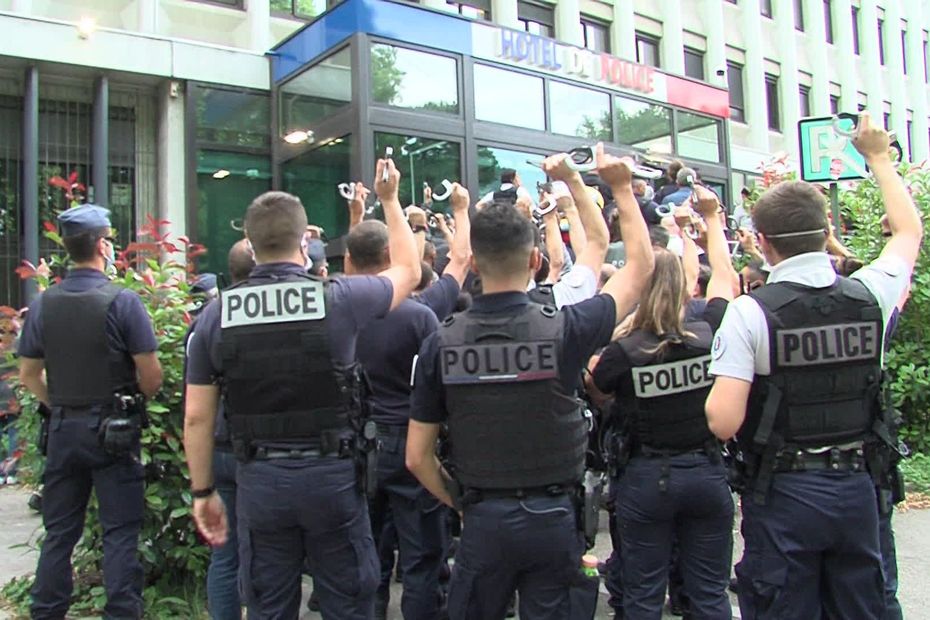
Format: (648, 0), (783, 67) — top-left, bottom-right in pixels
(904, 0), (929, 161)
(491, 0), (519, 29)
(22, 66), (38, 303)
(776, 0), (800, 157)
(883, 1), (907, 153)
(741, 0), (768, 149)
(247, 0), (272, 53)
(804, 0), (831, 115)
(611, 0), (635, 61)
(660, 0), (684, 74)
(92, 76), (109, 207)
(858, 0), (884, 114)
(833, 0), (859, 112)
(157, 82), (187, 251)
(137, 0), (158, 33)
(702, 0), (727, 88)
(554, 0), (582, 46)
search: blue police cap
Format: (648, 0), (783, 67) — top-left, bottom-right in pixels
(306, 239), (327, 264)
(58, 204), (111, 237)
(191, 273), (218, 294)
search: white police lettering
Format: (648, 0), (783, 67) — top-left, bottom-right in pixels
(220, 281), (325, 328)
(440, 341), (559, 384)
(631, 355), (713, 398)
(776, 322), (878, 367)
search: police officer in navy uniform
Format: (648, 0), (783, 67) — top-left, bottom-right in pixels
(592, 185), (737, 620)
(183, 159), (421, 619)
(406, 145), (655, 619)
(706, 113), (923, 618)
(347, 181), (471, 619)
(18, 204), (163, 620)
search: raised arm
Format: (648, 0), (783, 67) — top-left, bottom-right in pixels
(347, 182), (369, 230)
(375, 160), (422, 310)
(674, 205), (700, 298)
(561, 196), (588, 261)
(692, 186), (740, 301)
(593, 146), (655, 322)
(541, 202), (565, 284)
(442, 183), (473, 287)
(852, 112), (923, 270)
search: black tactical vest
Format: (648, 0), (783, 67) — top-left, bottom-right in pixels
(527, 284), (555, 306)
(219, 274), (359, 446)
(42, 281), (138, 407)
(439, 302), (587, 490)
(740, 277), (884, 457)
(614, 323), (716, 452)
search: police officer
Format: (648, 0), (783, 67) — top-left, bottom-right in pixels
(406, 145), (655, 618)
(706, 113), (922, 618)
(183, 159), (421, 619)
(348, 182), (471, 619)
(18, 204), (163, 619)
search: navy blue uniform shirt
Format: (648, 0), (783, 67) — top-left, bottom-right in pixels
(415, 273), (460, 321)
(17, 268), (158, 359)
(186, 263), (394, 385)
(410, 291), (617, 424)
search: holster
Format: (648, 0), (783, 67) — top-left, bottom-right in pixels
(581, 471), (606, 550)
(353, 420), (380, 499)
(36, 403), (51, 456)
(99, 392), (145, 457)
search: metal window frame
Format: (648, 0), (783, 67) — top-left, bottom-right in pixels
(851, 6), (861, 54)
(726, 61), (745, 122)
(683, 47), (705, 81)
(635, 32), (661, 67)
(760, 0), (773, 19)
(189, 0), (244, 9)
(824, 0), (834, 44)
(878, 18), (885, 65)
(764, 73), (780, 132)
(799, 85), (812, 118)
(580, 17), (611, 54)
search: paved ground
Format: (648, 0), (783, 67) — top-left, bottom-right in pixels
(1, 485), (928, 619)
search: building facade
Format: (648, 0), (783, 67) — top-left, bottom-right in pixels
(0, 0), (927, 306)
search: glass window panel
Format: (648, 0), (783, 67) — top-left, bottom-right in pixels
(281, 136), (352, 241)
(196, 151), (271, 278)
(280, 47), (351, 136)
(374, 132), (461, 210)
(477, 146), (547, 201)
(614, 97), (672, 155)
(474, 65), (545, 130)
(726, 62), (745, 122)
(684, 48), (705, 80)
(371, 45), (459, 114)
(195, 86), (270, 149)
(549, 82), (611, 140)
(636, 34), (660, 68)
(582, 19), (610, 53)
(677, 111), (721, 162)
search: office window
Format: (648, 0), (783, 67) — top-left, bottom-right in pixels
(765, 74), (780, 131)
(683, 48), (705, 80)
(924, 35), (929, 83)
(281, 47), (351, 132)
(878, 19), (885, 65)
(549, 82), (611, 140)
(474, 64), (545, 130)
(883, 111), (891, 130)
(581, 18), (610, 53)
(760, 0), (772, 18)
(371, 45), (459, 113)
(851, 7), (860, 54)
(799, 86), (811, 118)
(446, 0), (489, 19)
(901, 27), (908, 74)
(518, 1), (554, 38)
(907, 119), (914, 161)
(678, 111), (722, 162)
(270, 0), (324, 19)
(615, 97), (673, 154)
(636, 33), (661, 67)
(823, 1), (833, 44)
(726, 62), (745, 122)
(830, 94), (840, 114)
(794, 0), (804, 30)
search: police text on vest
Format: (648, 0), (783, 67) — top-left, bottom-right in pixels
(775, 322), (879, 367)
(221, 281), (326, 328)
(440, 341), (559, 384)
(631, 355), (713, 398)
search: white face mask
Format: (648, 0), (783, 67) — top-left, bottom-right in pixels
(102, 239), (116, 272)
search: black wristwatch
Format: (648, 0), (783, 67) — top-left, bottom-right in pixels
(191, 486), (216, 499)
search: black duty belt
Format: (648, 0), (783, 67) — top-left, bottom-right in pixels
(461, 484), (571, 505)
(252, 446), (340, 460)
(632, 445), (708, 458)
(375, 423), (408, 436)
(772, 447), (865, 473)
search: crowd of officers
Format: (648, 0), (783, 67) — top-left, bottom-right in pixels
(12, 112), (923, 620)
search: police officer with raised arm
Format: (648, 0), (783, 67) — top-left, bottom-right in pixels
(18, 205), (163, 620)
(406, 145), (655, 619)
(183, 158), (421, 619)
(705, 113), (923, 618)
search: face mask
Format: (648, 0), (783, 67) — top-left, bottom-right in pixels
(102, 240), (116, 272)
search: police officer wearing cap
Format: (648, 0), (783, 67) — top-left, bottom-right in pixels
(407, 145), (655, 618)
(346, 181), (471, 619)
(592, 185), (737, 620)
(706, 113), (923, 618)
(183, 159), (421, 619)
(18, 204), (163, 620)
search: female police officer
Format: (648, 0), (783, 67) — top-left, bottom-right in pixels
(591, 186), (736, 619)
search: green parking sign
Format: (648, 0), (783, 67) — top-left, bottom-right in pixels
(797, 116), (866, 182)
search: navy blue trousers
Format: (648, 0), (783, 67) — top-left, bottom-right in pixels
(447, 494), (581, 620)
(31, 410), (144, 620)
(237, 457), (378, 620)
(368, 425), (445, 620)
(879, 508), (902, 620)
(616, 453), (733, 620)
(207, 449), (240, 620)
(737, 471), (885, 619)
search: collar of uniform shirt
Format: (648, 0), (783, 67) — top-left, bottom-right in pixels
(764, 251), (837, 288)
(65, 267), (108, 280)
(250, 262), (307, 278)
(469, 291), (530, 313)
